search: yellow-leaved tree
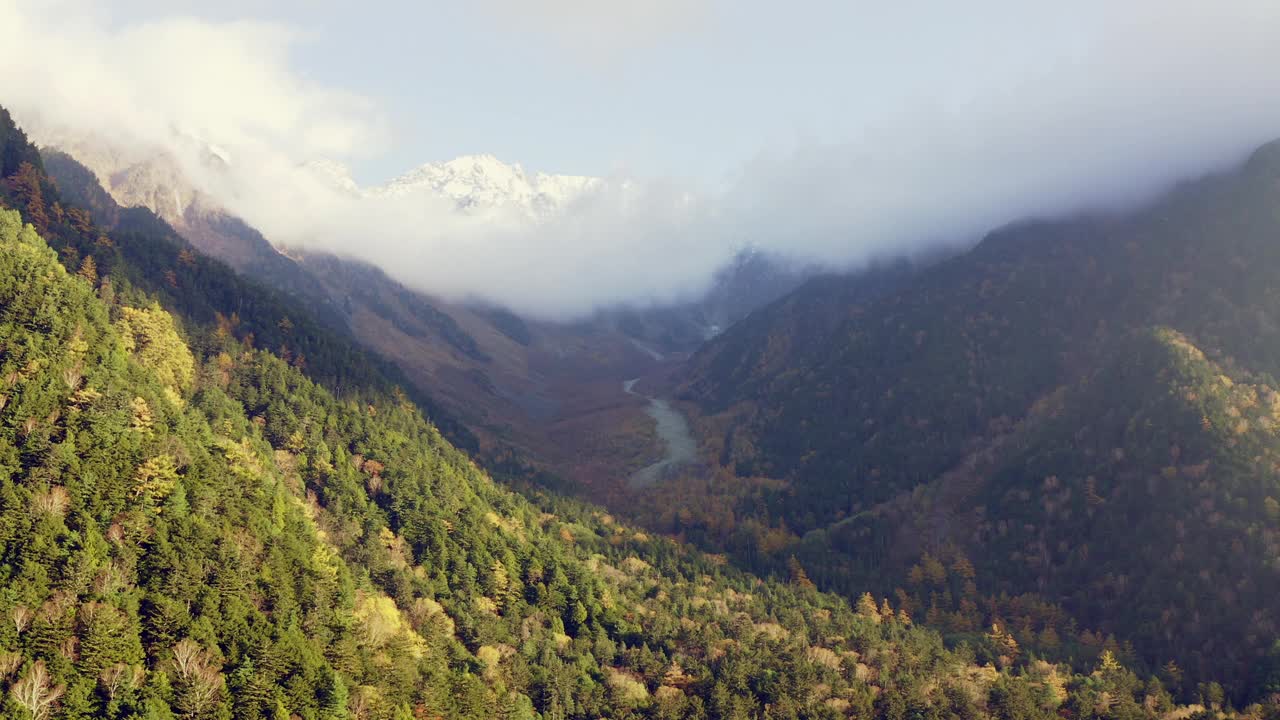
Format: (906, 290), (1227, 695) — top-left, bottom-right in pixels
(114, 304), (194, 405)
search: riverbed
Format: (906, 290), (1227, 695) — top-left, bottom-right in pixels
(623, 378), (697, 488)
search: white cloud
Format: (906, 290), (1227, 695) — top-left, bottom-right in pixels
(0, 3), (381, 158)
(5, 1), (1280, 319)
(712, 1), (1280, 269)
(0, 0), (731, 317)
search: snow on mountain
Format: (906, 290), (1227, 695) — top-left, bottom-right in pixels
(376, 154), (599, 219)
(306, 153), (601, 221)
(302, 158), (362, 195)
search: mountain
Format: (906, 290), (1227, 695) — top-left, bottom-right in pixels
(34, 120), (600, 226)
(33, 135), (642, 498)
(666, 139), (1280, 696)
(374, 155), (601, 220)
(33, 130), (818, 502)
(33, 126), (814, 357)
(596, 249), (823, 353)
(304, 153), (600, 220)
(303, 158), (361, 195)
(0, 203), (891, 719)
(0, 103), (1226, 720)
(33, 131), (334, 307)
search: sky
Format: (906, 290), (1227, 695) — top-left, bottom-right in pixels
(4, 1), (1280, 317)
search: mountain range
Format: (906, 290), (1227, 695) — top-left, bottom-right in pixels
(3, 100), (1219, 720)
(29, 125), (815, 502)
(305, 154), (604, 220)
(6, 98), (1280, 719)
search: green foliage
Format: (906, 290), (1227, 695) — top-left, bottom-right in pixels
(681, 138), (1280, 699)
(0, 208), (1222, 720)
(0, 106), (1259, 719)
(5, 129), (478, 454)
(115, 305), (194, 402)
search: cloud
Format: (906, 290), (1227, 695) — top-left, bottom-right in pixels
(0, 3), (381, 160)
(4, 1), (1280, 319)
(0, 0), (727, 317)
(215, 166), (728, 317)
(713, 1), (1280, 269)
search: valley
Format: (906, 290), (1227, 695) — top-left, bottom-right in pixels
(621, 378), (697, 489)
(290, 255), (696, 499)
(8, 5), (1280, 719)
(28, 114), (1280, 707)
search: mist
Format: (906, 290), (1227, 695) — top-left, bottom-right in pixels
(5, 1), (1280, 319)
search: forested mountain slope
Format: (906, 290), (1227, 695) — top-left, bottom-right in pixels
(33, 136), (701, 496)
(1, 104), (1240, 719)
(676, 140), (1280, 695)
(685, 142), (1280, 512)
(0, 111), (477, 454)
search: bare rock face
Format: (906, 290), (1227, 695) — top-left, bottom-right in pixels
(29, 127), (199, 224)
(103, 152), (197, 224)
(31, 127), (289, 275)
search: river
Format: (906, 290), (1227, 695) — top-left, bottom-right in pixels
(623, 378), (697, 489)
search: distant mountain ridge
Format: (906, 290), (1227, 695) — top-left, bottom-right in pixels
(32, 117), (603, 236)
(305, 153), (603, 220)
(29, 125), (815, 344)
(32, 129), (820, 503)
(380, 154), (601, 218)
(31, 126), (820, 353)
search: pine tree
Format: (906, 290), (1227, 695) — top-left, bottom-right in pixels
(880, 598), (895, 623)
(76, 255), (97, 286)
(1098, 649), (1122, 673)
(986, 624), (1020, 669)
(856, 592), (881, 623)
(786, 556), (814, 589)
(6, 162), (49, 230)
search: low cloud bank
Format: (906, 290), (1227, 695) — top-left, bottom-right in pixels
(5, 1), (1280, 318)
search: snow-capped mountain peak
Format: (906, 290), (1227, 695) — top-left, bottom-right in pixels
(302, 158), (361, 194)
(370, 154), (600, 219)
(299, 152), (603, 220)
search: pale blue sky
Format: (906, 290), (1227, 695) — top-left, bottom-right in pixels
(95, 1), (1095, 184)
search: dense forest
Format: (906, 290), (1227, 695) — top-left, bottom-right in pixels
(662, 139), (1280, 698)
(6, 105), (1267, 718)
(8, 124), (477, 456)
